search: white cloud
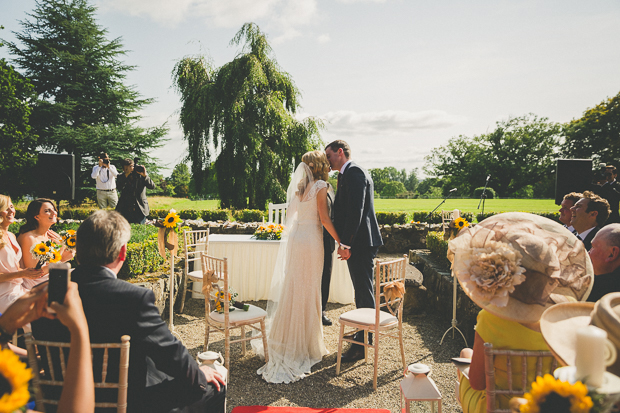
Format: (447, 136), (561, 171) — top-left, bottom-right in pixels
(96, 0), (318, 36)
(321, 110), (466, 135)
(317, 34), (331, 43)
(336, 0), (387, 3)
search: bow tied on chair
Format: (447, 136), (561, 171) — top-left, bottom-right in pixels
(383, 280), (405, 315)
(201, 269), (220, 297)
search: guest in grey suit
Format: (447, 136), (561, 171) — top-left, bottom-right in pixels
(325, 140), (383, 362)
(116, 158), (155, 224)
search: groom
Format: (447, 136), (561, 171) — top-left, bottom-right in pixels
(325, 140), (383, 362)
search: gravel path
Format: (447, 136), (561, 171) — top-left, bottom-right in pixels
(173, 254), (466, 413)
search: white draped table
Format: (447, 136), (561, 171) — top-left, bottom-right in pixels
(192, 234), (355, 304)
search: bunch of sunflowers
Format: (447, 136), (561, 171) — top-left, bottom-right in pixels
(253, 224), (284, 241)
(0, 348), (32, 412)
(520, 374), (598, 413)
(214, 287), (238, 313)
(59, 229), (77, 250)
(30, 239), (62, 265)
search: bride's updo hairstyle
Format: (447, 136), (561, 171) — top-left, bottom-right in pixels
(301, 151), (330, 182)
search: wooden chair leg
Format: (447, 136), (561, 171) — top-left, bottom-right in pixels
(260, 319), (269, 362)
(373, 335), (379, 391)
(225, 328), (230, 372)
(336, 323), (345, 375)
(364, 330), (369, 363)
(241, 326), (246, 356)
(179, 273), (188, 314)
(398, 324), (406, 369)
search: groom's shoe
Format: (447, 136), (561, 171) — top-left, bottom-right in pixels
(341, 345), (365, 363)
(322, 312), (333, 326)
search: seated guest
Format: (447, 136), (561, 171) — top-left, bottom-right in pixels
(449, 213), (593, 413)
(32, 210), (226, 413)
(559, 192), (581, 233)
(587, 224), (620, 302)
(0, 282), (95, 413)
(17, 198), (75, 269)
(0, 195), (47, 313)
(600, 165), (620, 225)
(570, 191), (611, 251)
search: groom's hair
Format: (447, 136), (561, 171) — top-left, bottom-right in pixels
(325, 140), (351, 159)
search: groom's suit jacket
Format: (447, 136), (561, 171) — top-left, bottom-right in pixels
(333, 162), (383, 249)
(32, 265), (211, 413)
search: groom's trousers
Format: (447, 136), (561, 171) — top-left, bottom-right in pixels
(321, 229), (335, 310)
(347, 244), (379, 345)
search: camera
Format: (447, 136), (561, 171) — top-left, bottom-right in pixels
(133, 157), (145, 174)
(102, 158), (110, 165)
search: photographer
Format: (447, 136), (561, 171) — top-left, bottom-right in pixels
(116, 158), (155, 224)
(600, 165), (620, 224)
(91, 153), (118, 209)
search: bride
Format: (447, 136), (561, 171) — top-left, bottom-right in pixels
(253, 150), (341, 383)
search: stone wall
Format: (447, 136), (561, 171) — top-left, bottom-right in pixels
(408, 249), (480, 345)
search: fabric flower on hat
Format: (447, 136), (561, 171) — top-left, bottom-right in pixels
(458, 240), (526, 307)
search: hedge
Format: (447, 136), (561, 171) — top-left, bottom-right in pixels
(118, 239), (164, 279)
(232, 209), (264, 223)
(410, 211), (474, 225)
(376, 211), (408, 225)
(426, 231), (451, 269)
(202, 209), (230, 221)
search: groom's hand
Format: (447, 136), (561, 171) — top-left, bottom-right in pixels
(338, 246), (351, 260)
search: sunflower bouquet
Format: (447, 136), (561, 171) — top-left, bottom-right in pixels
(519, 374), (608, 413)
(213, 287), (238, 313)
(253, 224), (284, 241)
(59, 229), (77, 250)
(0, 348), (32, 413)
(446, 216), (470, 240)
(30, 239), (62, 266)
(154, 209), (182, 256)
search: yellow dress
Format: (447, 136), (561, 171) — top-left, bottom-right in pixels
(459, 309), (551, 413)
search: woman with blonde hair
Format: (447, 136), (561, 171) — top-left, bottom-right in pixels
(17, 198), (74, 269)
(254, 150), (341, 383)
(0, 195), (46, 313)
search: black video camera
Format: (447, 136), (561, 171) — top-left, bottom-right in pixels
(133, 157), (145, 174)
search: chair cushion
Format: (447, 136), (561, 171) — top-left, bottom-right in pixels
(339, 308), (397, 326)
(188, 270), (203, 280)
(209, 304), (267, 324)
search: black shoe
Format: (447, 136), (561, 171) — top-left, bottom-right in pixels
(322, 312), (332, 326)
(341, 345), (365, 363)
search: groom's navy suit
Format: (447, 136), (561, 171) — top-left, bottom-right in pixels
(334, 161), (383, 313)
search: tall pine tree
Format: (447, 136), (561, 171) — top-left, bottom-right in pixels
(4, 0), (166, 200)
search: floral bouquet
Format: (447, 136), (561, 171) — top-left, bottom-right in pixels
(154, 209), (182, 257)
(0, 348), (32, 412)
(519, 374), (610, 413)
(253, 224), (284, 241)
(59, 229), (77, 250)
(213, 287), (238, 313)
(445, 216), (470, 240)
(31, 239), (62, 266)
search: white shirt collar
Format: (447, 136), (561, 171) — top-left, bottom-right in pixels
(577, 226), (596, 240)
(340, 160), (351, 174)
(565, 225), (575, 233)
(101, 266), (118, 279)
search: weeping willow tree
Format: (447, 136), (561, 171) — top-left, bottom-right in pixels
(172, 23), (323, 209)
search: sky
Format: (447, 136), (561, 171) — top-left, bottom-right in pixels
(2, 0), (620, 178)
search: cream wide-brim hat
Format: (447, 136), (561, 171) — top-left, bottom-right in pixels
(540, 292), (620, 376)
(448, 212), (594, 324)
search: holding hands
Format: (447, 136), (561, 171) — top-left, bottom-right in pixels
(337, 245), (351, 260)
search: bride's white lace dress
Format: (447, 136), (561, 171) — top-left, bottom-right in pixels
(253, 169), (329, 383)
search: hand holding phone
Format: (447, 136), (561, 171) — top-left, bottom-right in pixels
(48, 263), (71, 312)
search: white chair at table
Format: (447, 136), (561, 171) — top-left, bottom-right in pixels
(202, 252), (269, 372)
(267, 202), (288, 224)
(336, 255), (408, 390)
(179, 228), (209, 314)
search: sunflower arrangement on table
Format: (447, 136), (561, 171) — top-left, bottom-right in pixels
(0, 348), (32, 413)
(520, 374), (599, 413)
(253, 224), (284, 241)
(30, 239), (62, 265)
(59, 229), (77, 250)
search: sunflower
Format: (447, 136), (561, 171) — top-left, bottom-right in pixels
(0, 348), (32, 413)
(163, 211), (181, 228)
(66, 229), (76, 236)
(50, 249), (62, 263)
(521, 374), (593, 413)
(453, 217), (470, 230)
(66, 236), (76, 248)
(33, 242), (49, 256)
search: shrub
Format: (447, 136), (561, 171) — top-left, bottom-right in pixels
(473, 187), (496, 199)
(178, 209), (200, 220)
(202, 209), (230, 222)
(60, 208), (96, 220)
(148, 209), (170, 219)
(426, 231), (451, 269)
(232, 209), (263, 223)
(376, 211), (408, 225)
(15, 208), (27, 219)
(411, 211), (442, 224)
(128, 224), (158, 244)
(118, 239), (164, 279)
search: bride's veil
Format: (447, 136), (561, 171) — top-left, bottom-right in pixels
(251, 162), (315, 357)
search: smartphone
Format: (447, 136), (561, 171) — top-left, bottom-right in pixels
(48, 263), (71, 307)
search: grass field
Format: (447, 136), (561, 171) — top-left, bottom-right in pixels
(16, 196), (559, 214)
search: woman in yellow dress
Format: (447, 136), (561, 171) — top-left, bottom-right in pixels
(448, 212), (594, 413)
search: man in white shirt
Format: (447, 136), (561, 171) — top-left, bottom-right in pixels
(91, 153), (119, 209)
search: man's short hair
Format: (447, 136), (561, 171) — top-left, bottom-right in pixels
(76, 210), (131, 266)
(121, 158), (134, 167)
(325, 140), (351, 159)
(563, 192), (582, 204)
(600, 224), (620, 249)
(583, 190), (611, 226)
